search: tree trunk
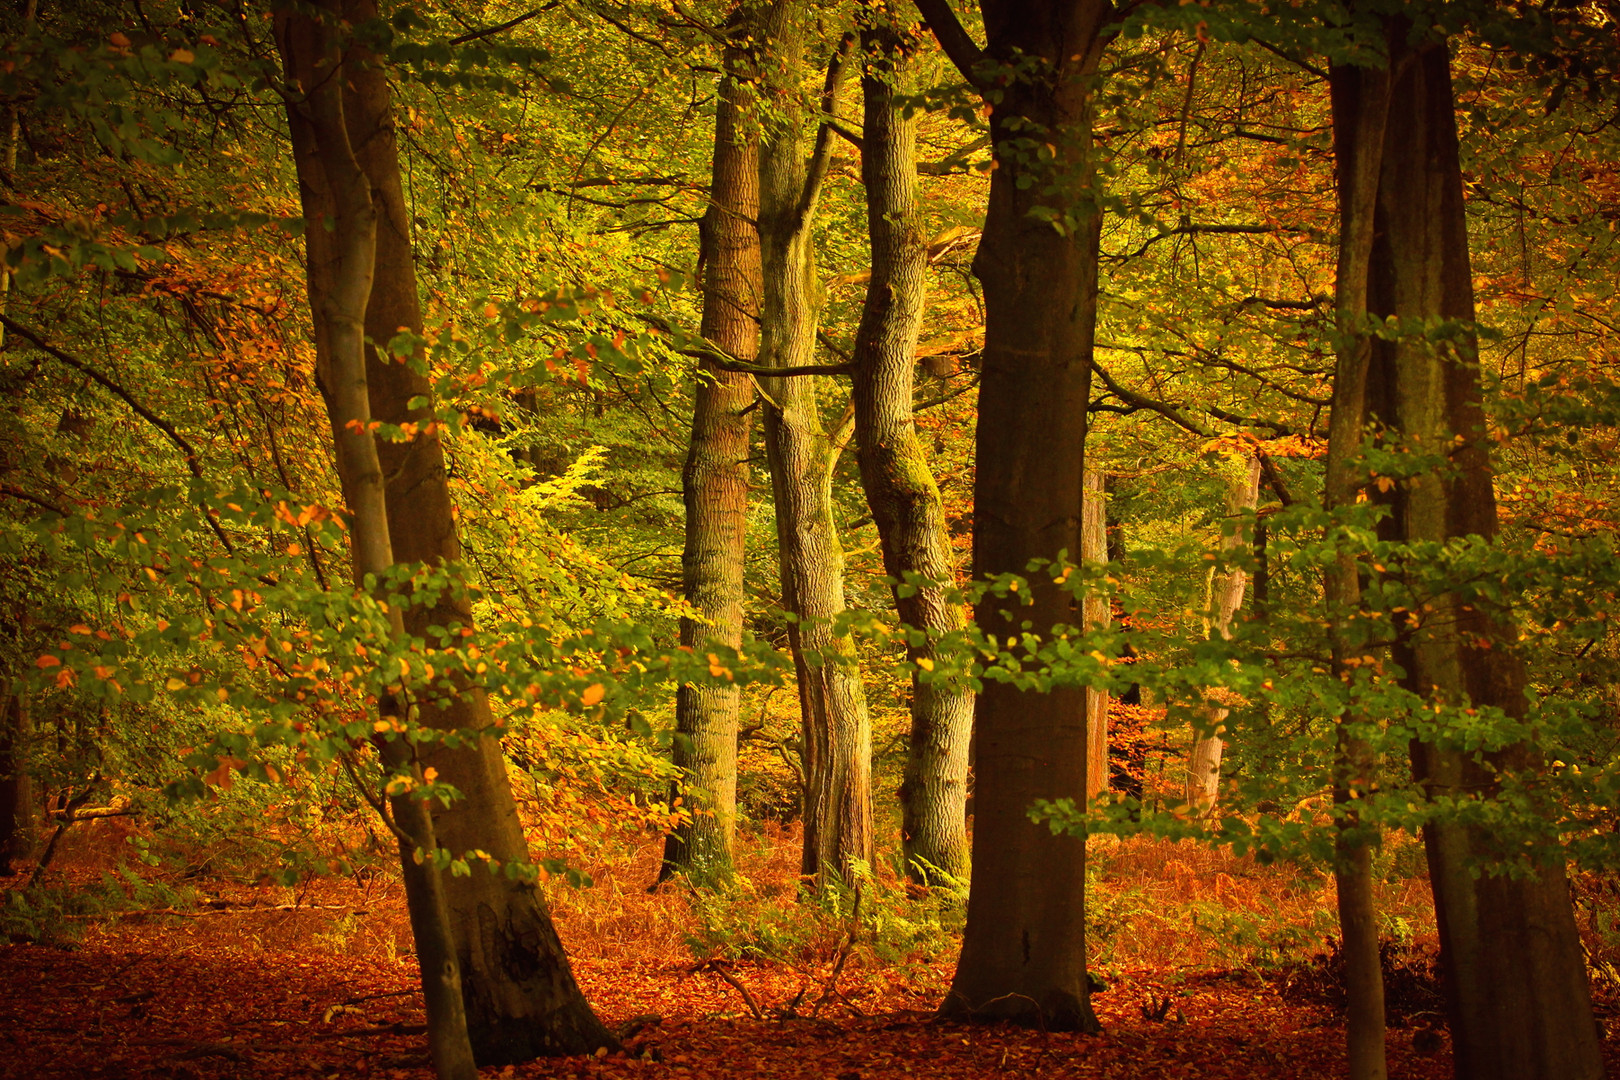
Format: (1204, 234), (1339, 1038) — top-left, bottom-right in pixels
(849, 13), (969, 887)
(755, 2), (873, 887)
(918, 0), (1110, 1031)
(1081, 470), (1109, 804)
(1325, 52), (1394, 1080)
(659, 12), (762, 886)
(1353, 29), (1604, 1080)
(1183, 455), (1260, 813)
(288, 1), (613, 1062)
(277, 10), (476, 1078)
(0, 681), (33, 875)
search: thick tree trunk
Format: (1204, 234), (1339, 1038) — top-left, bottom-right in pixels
(849, 15), (969, 887)
(1081, 470), (1109, 804)
(919, 0), (1110, 1031)
(277, 10), (476, 1078)
(659, 16), (762, 886)
(1350, 30), (1604, 1080)
(1183, 456), (1260, 813)
(756, 2), (873, 887)
(288, 2), (613, 1063)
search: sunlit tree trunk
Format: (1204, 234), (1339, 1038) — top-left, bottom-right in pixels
(757, 1), (873, 886)
(916, 0), (1109, 1031)
(277, 9), (475, 1078)
(1081, 469), (1109, 804)
(288, 0), (613, 1063)
(1350, 27), (1604, 1080)
(1183, 455), (1260, 814)
(849, 12), (969, 887)
(659, 10), (762, 886)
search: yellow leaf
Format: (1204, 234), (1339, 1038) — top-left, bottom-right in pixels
(166, 677), (186, 691)
(68, 624), (91, 635)
(916, 657), (935, 671)
(581, 683), (605, 707)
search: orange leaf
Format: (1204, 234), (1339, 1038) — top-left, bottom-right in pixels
(35, 654), (60, 668)
(581, 683), (605, 707)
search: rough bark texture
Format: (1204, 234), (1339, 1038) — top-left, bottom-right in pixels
(1352, 31), (1604, 1080)
(1183, 456), (1259, 814)
(1081, 470), (1109, 804)
(277, 10), (477, 1077)
(756, 2), (873, 886)
(922, 0), (1110, 1032)
(287, 1), (614, 1062)
(660, 16), (762, 885)
(850, 15), (970, 886)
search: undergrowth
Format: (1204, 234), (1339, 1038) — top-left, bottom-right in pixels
(2, 866), (196, 945)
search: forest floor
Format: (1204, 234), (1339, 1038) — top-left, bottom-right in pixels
(5, 822), (1619, 1080)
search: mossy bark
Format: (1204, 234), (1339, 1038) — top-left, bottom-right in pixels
(660, 12), (762, 885)
(849, 15), (969, 886)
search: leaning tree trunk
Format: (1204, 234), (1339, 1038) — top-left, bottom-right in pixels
(849, 13), (970, 887)
(1183, 455), (1260, 814)
(277, 9), (476, 1078)
(318, 0), (614, 1062)
(659, 12), (763, 885)
(1325, 50), (1394, 1080)
(917, 0), (1110, 1032)
(1356, 28), (1603, 1080)
(756, 2), (873, 887)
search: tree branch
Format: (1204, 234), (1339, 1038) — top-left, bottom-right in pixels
(0, 315), (236, 552)
(447, 6), (555, 46)
(911, 0), (985, 87)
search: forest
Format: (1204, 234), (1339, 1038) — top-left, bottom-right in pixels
(0, 0), (1617, 1077)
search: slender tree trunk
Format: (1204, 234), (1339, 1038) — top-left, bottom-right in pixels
(849, 12), (969, 887)
(0, 681), (33, 875)
(277, 10), (475, 1078)
(1325, 52), (1394, 1080)
(1353, 28), (1604, 1080)
(755, 3), (873, 887)
(659, 15), (762, 885)
(1081, 470), (1109, 804)
(1184, 455), (1260, 814)
(286, 1), (612, 1063)
(917, 0), (1110, 1031)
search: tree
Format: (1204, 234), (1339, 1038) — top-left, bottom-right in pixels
(659, 6), (763, 885)
(1333, 20), (1604, 1080)
(281, 0), (614, 1062)
(915, 0), (1112, 1030)
(1184, 454), (1260, 813)
(755, 0), (875, 886)
(275, 6), (476, 1075)
(849, 4), (970, 886)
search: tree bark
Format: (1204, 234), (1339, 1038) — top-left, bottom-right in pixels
(1183, 455), (1260, 814)
(1082, 470), (1109, 804)
(1325, 52), (1394, 1080)
(0, 681), (33, 875)
(1351, 28), (1604, 1080)
(286, 1), (613, 1062)
(659, 10), (762, 886)
(277, 10), (475, 1078)
(849, 12), (969, 887)
(918, 0), (1110, 1031)
(755, 2), (873, 887)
